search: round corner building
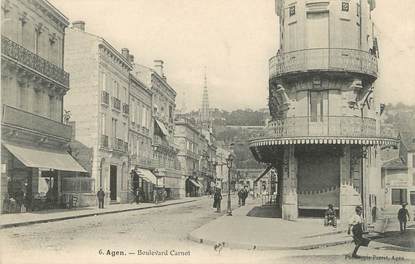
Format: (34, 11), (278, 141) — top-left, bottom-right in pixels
(250, 0), (398, 223)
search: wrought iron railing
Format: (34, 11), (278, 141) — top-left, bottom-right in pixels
(2, 104), (72, 140)
(1, 35), (69, 87)
(269, 48), (378, 79)
(122, 103), (129, 115)
(112, 137), (127, 152)
(112, 97), (121, 110)
(262, 116), (379, 138)
(101, 91), (109, 105)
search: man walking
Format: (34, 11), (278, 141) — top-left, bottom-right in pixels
(97, 188), (105, 209)
(241, 186), (249, 206)
(213, 188), (222, 213)
(398, 203), (410, 233)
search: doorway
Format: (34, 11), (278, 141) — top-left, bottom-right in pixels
(110, 165), (117, 201)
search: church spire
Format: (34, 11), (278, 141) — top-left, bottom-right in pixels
(200, 67), (210, 128)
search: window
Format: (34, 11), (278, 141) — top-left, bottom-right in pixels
(392, 189), (407, 205)
(112, 118), (117, 139)
(342, 2), (349, 12)
(100, 72), (107, 91)
(289, 5), (296, 16)
(113, 80), (119, 98)
(101, 113), (107, 135)
(411, 191), (415, 205)
(309, 91), (324, 122)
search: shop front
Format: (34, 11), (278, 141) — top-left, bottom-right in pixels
(1, 143), (87, 213)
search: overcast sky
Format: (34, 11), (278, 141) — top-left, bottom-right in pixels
(50, 0), (415, 111)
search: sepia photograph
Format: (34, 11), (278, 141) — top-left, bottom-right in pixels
(0, 0), (414, 263)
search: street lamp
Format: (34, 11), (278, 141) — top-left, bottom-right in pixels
(226, 153), (234, 216)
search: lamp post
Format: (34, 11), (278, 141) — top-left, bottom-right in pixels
(226, 153), (234, 216)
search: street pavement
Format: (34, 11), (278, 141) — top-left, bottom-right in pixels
(1, 196), (414, 264)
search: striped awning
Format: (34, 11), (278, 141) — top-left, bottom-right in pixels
(249, 137), (398, 147)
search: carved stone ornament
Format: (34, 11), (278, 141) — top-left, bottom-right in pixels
(269, 83), (291, 120)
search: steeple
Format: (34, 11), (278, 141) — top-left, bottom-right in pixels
(200, 67), (210, 128)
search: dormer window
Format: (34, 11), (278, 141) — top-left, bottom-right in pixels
(289, 5), (296, 17)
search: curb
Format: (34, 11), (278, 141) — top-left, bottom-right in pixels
(187, 232), (353, 250)
(0, 198), (202, 229)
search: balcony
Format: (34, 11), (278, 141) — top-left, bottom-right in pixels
(250, 116), (398, 146)
(101, 91), (109, 105)
(269, 48), (378, 80)
(1, 36), (69, 87)
(101, 134), (109, 148)
(122, 103), (129, 115)
(112, 137), (127, 153)
(2, 104), (72, 140)
(112, 97), (121, 111)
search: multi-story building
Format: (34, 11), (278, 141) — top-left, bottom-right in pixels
(250, 0), (397, 223)
(381, 140), (415, 217)
(175, 115), (203, 197)
(135, 61), (183, 198)
(64, 21), (132, 204)
(1, 0), (86, 213)
(127, 51), (158, 202)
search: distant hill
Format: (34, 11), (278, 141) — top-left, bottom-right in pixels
(383, 103), (415, 145)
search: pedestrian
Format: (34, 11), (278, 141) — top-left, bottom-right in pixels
(238, 188), (244, 206)
(398, 203), (410, 233)
(324, 204), (337, 227)
(213, 188), (222, 213)
(371, 206), (377, 223)
(97, 188), (105, 209)
(347, 206), (369, 258)
(241, 186), (249, 206)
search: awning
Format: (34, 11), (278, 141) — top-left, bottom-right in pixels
(136, 169), (158, 185)
(3, 143), (87, 172)
(189, 179), (201, 188)
(155, 120), (169, 136)
(254, 165), (273, 183)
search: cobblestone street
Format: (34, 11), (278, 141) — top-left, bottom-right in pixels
(1, 198), (414, 264)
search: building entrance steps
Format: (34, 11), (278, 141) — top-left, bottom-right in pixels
(188, 199), (356, 250)
(0, 196), (207, 229)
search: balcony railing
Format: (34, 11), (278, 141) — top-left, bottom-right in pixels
(257, 116), (398, 140)
(112, 97), (121, 111)
(112, 137), (127, 152)
(101, 134), (109, 148)
(122, 103), (129, 115)
(269, 48), (378, 79)
(2, 104), (72, 140)
(1, 36), (69, 87)
(101, 91), (109, 105)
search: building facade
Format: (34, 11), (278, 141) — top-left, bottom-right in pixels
(135, 62), (183, 198)
(64, 21), (132, 205)
(1, 0), (86, 213)
(381, 140), (415, 217)
(216, 146), (231, 191)
(250, 0), (397, 223)
(175, 116), (203, 197)
(127, 52), (157, 202)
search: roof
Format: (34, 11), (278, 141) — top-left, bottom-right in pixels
(382, 158), (407, 170)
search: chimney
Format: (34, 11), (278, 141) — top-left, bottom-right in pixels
(154, 60), (165, 79)
(128, 54), (134, 64)
(72, 21), (85, 31)
(121, 48), (129, 60)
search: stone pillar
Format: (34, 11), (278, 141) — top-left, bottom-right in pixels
(340, 145), (361, 228)
(282, 145), (298, 220)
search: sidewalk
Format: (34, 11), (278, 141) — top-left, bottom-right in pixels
(189, 199), (354, 250)
(0, 196), (206, 229)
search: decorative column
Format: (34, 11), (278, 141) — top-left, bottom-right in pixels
(340, 145), (361, 227)
(282, 145), (298, 220)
